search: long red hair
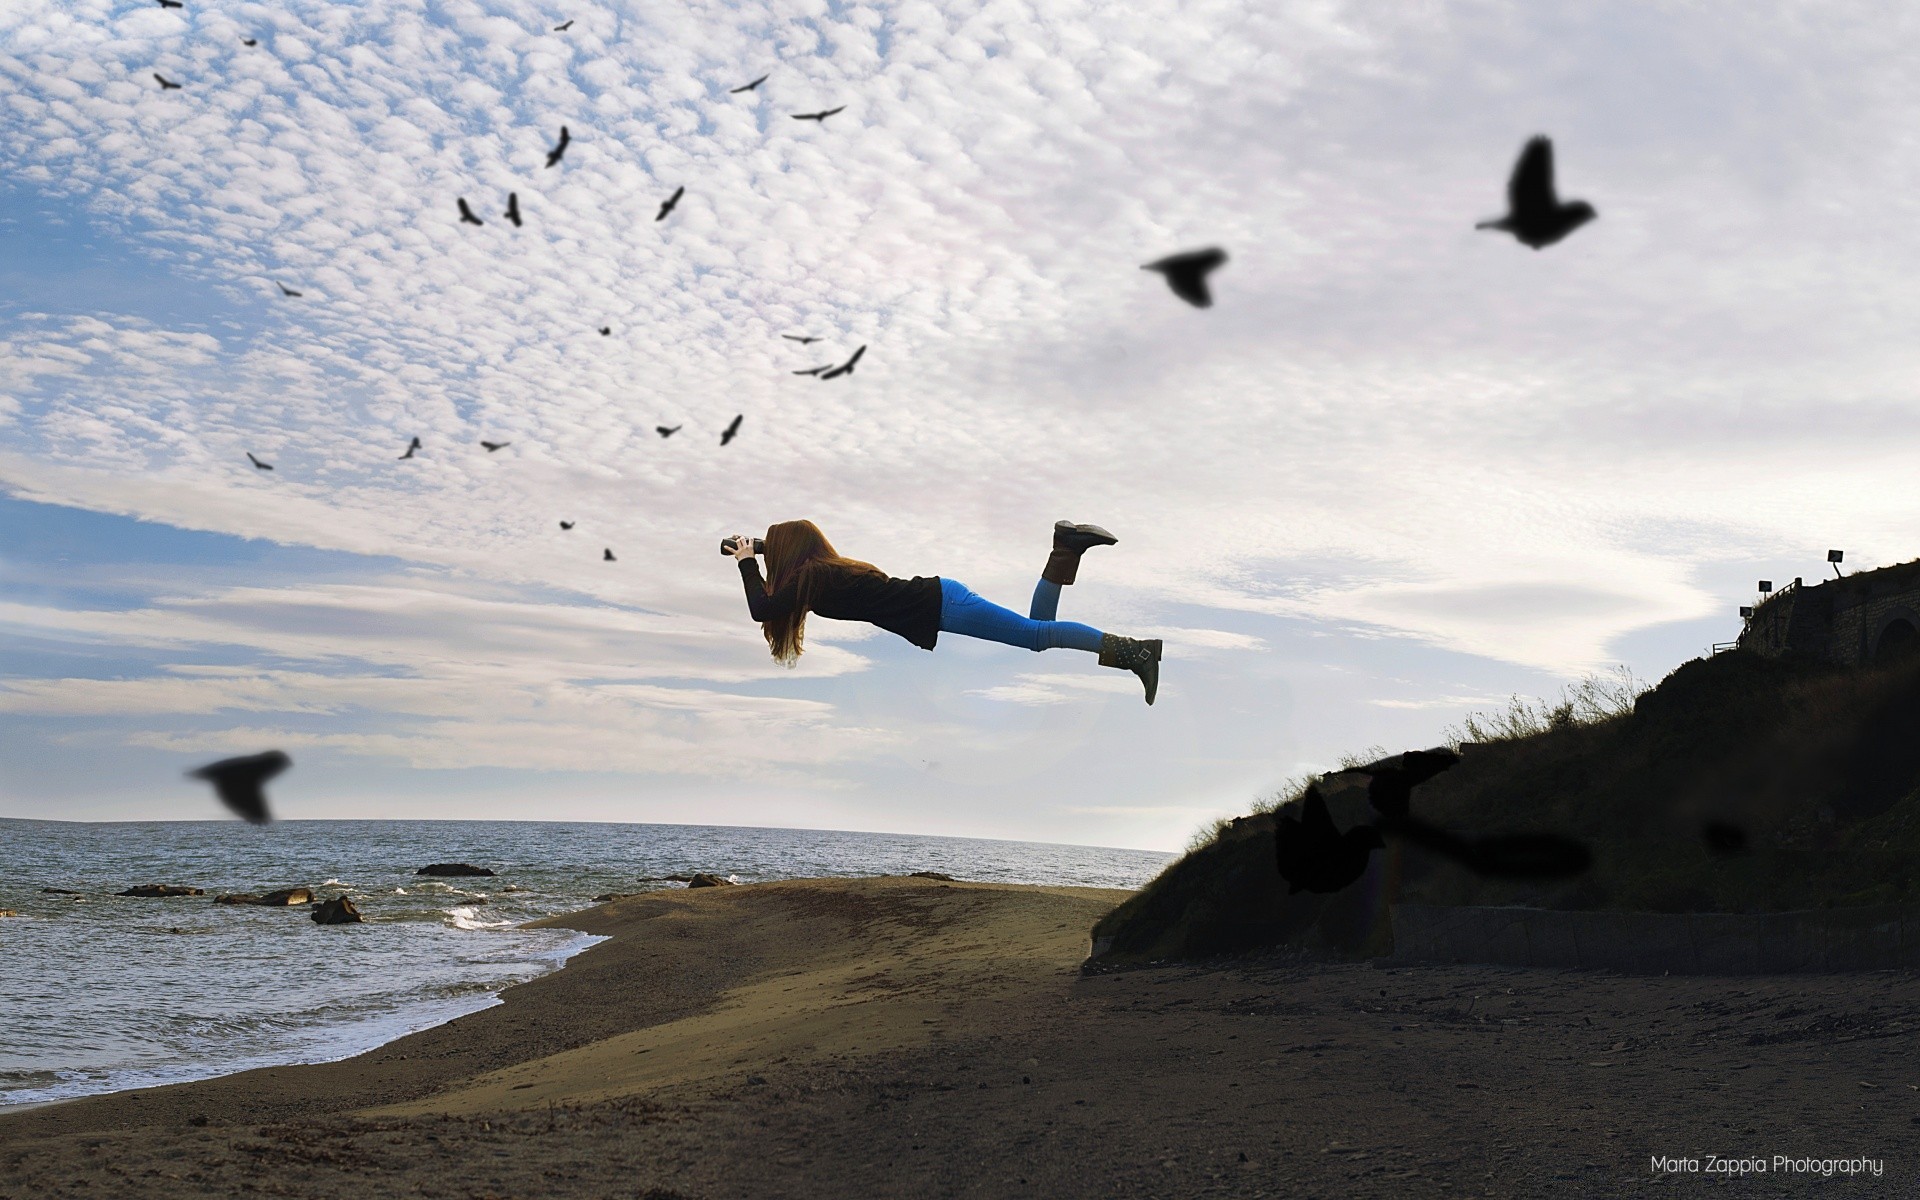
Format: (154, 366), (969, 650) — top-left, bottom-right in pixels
(760, 520), (886, 665)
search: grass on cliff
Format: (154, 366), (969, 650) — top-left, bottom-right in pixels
(1093, 650), (1920, 964)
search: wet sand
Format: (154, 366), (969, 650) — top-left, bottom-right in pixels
(2, 875), (1915, 1198)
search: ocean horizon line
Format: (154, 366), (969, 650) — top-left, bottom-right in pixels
(0, 814), (1173, 858)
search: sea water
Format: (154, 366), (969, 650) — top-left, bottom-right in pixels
(0, 818), (1171, 1107)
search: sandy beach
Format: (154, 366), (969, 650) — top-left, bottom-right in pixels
(2, 875), (1915, 1198)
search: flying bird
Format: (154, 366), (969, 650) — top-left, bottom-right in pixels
(819, 344), (866, 380)
(153, 73), (182, 90)
(553, 19), (573, 31)
(1142, 247), (1227, 308)
(399, 437), (422, 459)
(731, 74), (770, 94)
(1327, 747), (1462, 820)
(157, 0), (182, 8)
(656, 186), (684, 222)
(545, 126), (570, 168)
(457, 197), (484, 226)
(276, 281), (302, 297)
(246, 452), (273, 471)
(720, 414), (743, 445)
(603, 548), (616, 562)
(792, 365), (828, 376)
(791, 106), (846, 123)
(559, 520), (575, 530)
(187, 750), (290, 825)
(781, 334), (820, 344)
(1274, 784), (1385, 895)
(504, 192), (522, 227)
(241, 37), (258, 46)
(1476, 135), (1596, 250)
(656, 425), (681, 437)
(481, 441), (509, 452)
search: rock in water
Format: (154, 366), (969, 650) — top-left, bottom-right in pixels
(0, 910), (16, 918)
(687, 873), (735, 888)
(216, 887), (315, 906)
(312, 897), (364, 925)
(414, 863), (496, 877)
(118, 884), (206, 897)
(909, 871), (956, 881)
(40, 887), (81, 895)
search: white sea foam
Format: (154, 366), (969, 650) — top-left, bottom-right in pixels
(446, 906), (513, 931)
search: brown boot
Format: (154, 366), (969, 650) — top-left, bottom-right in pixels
(1098, 634), (1161, 705)
(1042, 521), (1118, 586)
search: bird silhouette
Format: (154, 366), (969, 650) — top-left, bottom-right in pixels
(598, 326), (611, 336)
(603, 548), (616, 562)
(399, 437), (422, 459)
(187, 750), (290, 825)
(553, 19), (573, 31)
(1274, 784), (1385, 894)
(504, 192), (522, 227)
(481, 441), (509, 452)
(157, 0), (182, 8)
(457, 197), (484, 226)
(153, 73), (182, 90)
(791, 106), (846, 123)
(656, 425), (681, 437)
(246, 452), (273, 471)
(1331, 747), (1462, 820)
(545, 126), (570, 168)
(819, 344), (865, 379)
(656, 186), (684, 221)
(792, 365), (828, 376)
(1476, 136), (1596, 250)
(1142, 248), (1227, 308)
(559, 520), (575, 530)
(241, 37), (258, 46)
(781, 334), (820, 344)
(276, 281), (302, 297)
(721, 414), (743, 445)
(731, 74), (770, 94)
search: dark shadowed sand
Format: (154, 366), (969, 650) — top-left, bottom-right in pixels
(2, 876), (1914, 1198)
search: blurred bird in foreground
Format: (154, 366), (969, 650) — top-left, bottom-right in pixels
(1142, 248), (1227, 308)
(1274, 784), (1384, 894)
(188, 750), (290, 825)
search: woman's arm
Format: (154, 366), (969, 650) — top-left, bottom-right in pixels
(738, 557), (798, 622)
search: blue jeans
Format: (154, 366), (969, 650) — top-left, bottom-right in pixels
(938, 578), (1105, 653)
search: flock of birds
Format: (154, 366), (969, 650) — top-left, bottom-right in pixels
(130, 7), (1609, 869)
(141, 7), (903, 562)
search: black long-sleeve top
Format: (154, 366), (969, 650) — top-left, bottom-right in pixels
(739, 558), (944, 651)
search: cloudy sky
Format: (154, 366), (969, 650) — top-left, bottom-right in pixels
(3, 0), (1917, 851)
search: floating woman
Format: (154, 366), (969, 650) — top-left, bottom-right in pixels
(724, 519), (1163, 704)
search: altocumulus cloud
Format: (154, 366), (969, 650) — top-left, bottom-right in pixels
(8, 0), (1920, 844)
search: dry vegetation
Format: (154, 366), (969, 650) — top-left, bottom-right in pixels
(1100, 650), (1920, 964)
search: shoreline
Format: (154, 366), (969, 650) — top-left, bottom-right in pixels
(4, 875), (1915, 1198)
(0, 921), (606, 1114)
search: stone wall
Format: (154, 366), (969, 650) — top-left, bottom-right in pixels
(1389, 903), (1920, 974)
(1739, 560), (1920, 667)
